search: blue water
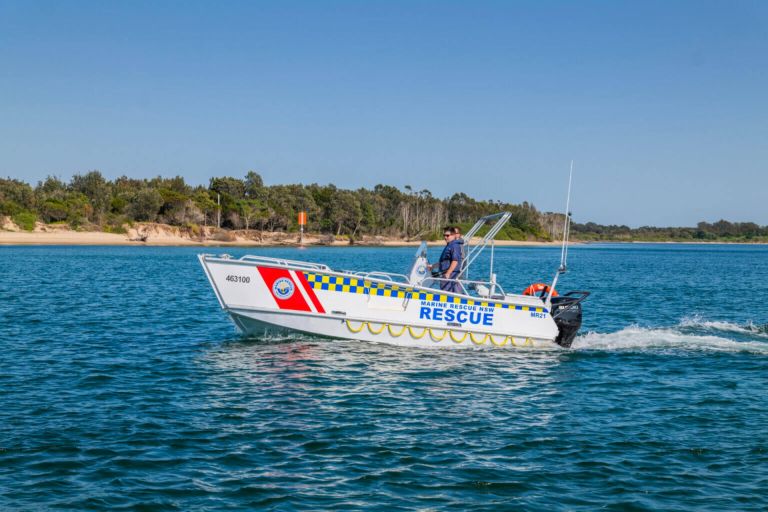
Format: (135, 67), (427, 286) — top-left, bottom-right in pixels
(1, 244), (767, 510)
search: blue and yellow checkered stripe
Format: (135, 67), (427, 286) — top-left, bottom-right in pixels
(304, 273), (547, 313)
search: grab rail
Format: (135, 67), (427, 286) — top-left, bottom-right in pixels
(360, 271), (411, 283)
(203, 254), (331, 271)
(421, 277), (470, 295)
(460, 212), (512, 280)
(421, 277), (509, 298)
(342, 270), (411, 283)
(240, 255), (330, 271)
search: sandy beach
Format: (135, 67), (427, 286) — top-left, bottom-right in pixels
(4, 224), (764, 247)
(0, 223), (564, 247)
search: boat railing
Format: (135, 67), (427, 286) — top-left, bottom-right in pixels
(343, 270), (412, 284)
(421, 277), (507, 299)
(206, 254), (332, 271)
(460, 211), (512, 280)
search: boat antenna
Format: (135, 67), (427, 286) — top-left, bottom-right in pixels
(559, 160), (574, 273)
(545, 161), (574, 309)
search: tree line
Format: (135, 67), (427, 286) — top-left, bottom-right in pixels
(572, 220), (768, 241)
(0, 171), (545, 240)
(1, 171), (765, 241)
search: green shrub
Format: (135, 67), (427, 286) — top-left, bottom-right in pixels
(185, 222), (201, 237)
(0, 200), (22, 216)
(12, 211), (36, 231)
(103, 224), (127, 234)
(504, 227), (526, 241)
(39, 198), (69, 223)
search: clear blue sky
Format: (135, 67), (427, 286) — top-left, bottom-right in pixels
(1, 0), (766, 227)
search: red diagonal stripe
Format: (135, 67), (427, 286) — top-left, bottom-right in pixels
(257, 267), (311, 312)
(297, 272), (326, 314)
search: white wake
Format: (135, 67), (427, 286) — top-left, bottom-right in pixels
(572, 317), (768, 354)
(678, 314), (768, 338)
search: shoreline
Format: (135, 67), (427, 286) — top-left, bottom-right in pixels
(1, 221), (766, 247)
(1, 230), (766, 247)
(0, 229), (566, 247)
(577, 240), (768, 245)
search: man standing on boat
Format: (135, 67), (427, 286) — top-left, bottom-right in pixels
(428, 226), (463, 293)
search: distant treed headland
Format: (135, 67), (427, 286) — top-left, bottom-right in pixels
(1, 171), (766, 242)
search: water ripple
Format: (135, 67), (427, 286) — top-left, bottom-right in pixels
(0, 245), (767, 510)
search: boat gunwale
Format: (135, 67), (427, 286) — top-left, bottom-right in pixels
(200, 253), (549, 311)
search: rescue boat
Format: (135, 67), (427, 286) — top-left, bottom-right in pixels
(199, 212), (590, 349)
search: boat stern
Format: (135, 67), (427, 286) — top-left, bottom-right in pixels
(550, 291), (590, 348)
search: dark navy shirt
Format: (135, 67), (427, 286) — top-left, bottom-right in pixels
(439, 239), (463, 279)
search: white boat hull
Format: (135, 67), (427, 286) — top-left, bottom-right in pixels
(199, 254), (563, 350)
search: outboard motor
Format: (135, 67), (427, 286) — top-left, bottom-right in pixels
(550, 291), (590, 348)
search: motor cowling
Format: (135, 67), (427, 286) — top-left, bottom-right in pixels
(549, 291), (589, 348)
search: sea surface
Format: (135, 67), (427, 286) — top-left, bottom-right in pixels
(1, 244), (767, 511)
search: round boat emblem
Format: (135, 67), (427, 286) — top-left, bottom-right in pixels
(417, 264), (427, 275)
(272, 277), (295, 300)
